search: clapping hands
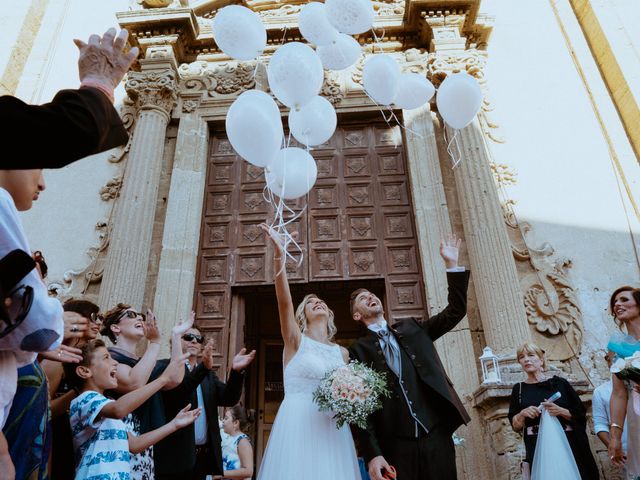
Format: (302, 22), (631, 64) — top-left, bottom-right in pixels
(232, 347), (256, 372)
(172, 311), (195, 337)
(143, 310), (161, 344)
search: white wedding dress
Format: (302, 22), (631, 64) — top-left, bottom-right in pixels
(257, 335), (362, 480)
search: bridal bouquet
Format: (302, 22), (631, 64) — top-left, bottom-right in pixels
(313, 361), (390, 429)
(610, 350), (640, 383)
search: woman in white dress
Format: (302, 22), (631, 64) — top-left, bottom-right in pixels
(257, 225), (362, 480)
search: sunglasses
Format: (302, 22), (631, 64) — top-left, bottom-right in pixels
(90, 312), (104, 324)
(33, 251), (48, 279)
(182, 333), (204, 344)
(0, 285), (33, 338)
(118, 310), (146, 323)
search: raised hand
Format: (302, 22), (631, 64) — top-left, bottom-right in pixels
(260, 223), (285, 258)
(202, 339), (215, 370)
(74, 28), (139, 98)
(172, 310), (195, 337)
(232, 347), (256, 372)
(172, 403), (202, 429)
(39, 344), (83, 363)
(63, 311), (88, 341)
(143, 310), (161, 344)
(439, 233), (462, 269)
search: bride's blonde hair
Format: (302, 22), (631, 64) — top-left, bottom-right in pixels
(294, 294), (337, 341)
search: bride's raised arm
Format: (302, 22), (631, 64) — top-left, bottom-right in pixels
(261, 224), (301, 364)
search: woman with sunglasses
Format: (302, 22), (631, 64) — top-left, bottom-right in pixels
(101, 303), (194, 480)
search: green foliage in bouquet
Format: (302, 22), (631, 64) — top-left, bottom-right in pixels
(313, 360), (391, 429)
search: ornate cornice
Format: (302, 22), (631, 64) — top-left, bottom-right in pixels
(117, 0), (489, 64)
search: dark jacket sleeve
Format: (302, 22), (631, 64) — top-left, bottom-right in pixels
(348, 344), (383, 463)
(554, 376), (587, 429)
(0, 87), (128, 169)
(209, 369), (244, 407)
(422, 270), (470, 341)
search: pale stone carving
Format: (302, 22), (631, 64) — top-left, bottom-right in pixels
(515, 223), (584, 361)
(99, 175), (123, 201)
(47, 222), (110, 301)
(178, 61), (257, 97)
(258, 4), (301, 18)
(125, 70), (177, 118)
(372, 0), (405, 16)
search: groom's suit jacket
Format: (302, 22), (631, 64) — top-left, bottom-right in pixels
(349, 271), (471, 463)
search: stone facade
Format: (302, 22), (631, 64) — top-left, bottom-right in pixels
(3, 0), (640, 478)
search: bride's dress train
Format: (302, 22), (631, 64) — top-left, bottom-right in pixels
(257, 335), (362, 480)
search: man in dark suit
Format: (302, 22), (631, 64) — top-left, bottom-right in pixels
(349, 235), (471, 480)
(0, 27), (136, 170)
(154, 327), (256, 480)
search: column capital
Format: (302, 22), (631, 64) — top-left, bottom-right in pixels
(125, 69), (177, 120)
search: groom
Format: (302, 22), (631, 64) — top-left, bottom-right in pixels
(349, 235), (471, 480)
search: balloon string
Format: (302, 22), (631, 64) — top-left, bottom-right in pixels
(444, 127), (462, 169)
(371, 28), (386, 55)
(361, 87), (424, 146)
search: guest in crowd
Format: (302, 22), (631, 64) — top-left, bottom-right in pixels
(154, 325), (255, 480)
(508, 342), (599, 479)
(63, 339), (199, 479)
(593, 351), (627, 453)
(2, 272), (83, 479)
(607, 286), (640, 478)
(101, 304), (193, 479)
(220, 405), (254, 480)
(47, 299), (101, 479)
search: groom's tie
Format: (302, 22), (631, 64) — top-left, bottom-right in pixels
(377, 328), (401, 377)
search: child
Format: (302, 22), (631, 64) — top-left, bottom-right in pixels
(64, 339), (200, 479)
(221, 405), (254, 480)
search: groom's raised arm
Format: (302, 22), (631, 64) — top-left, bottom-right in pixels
(421, 270), (470, 341)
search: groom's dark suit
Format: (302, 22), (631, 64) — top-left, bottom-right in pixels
(349, 271), (471, 479)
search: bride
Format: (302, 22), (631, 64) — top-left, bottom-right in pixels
(257, 225), (362, 480)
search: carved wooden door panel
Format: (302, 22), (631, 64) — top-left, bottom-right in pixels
(195, 121), (426, 375)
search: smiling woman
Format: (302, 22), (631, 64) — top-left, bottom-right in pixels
(607, 286), (640, 478)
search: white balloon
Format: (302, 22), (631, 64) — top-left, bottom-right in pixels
(393, 73), (435, 110)
(267, 42), (324, 108)
(317, 34), (362, 71)
(324, 0), (374, 35)
(363, 54), (400, 106)
(212, 5), (266, 61)
(299, 3), (339, 46)
(266, 148), (318, 199)
(225, 90), (283, 167)
(289, 96), (337, 146)
(436, 73), (483, 129)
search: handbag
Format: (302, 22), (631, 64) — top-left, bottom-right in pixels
(518, 382), (531, 480)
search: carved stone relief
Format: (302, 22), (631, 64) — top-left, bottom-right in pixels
(126, 70), (178, 117)
(99, 176), (123, 201)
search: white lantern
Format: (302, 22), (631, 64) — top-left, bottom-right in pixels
(479, 346), (501, 384)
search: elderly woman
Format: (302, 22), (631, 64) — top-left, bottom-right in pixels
(507, 342), (598, 480)
(607, 286), (640, 478)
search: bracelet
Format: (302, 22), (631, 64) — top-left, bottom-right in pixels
(274, 257), (283, 261)
(610, 423), (624, 431)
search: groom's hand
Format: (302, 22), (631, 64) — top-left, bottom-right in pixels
(369, 456), (392, 480)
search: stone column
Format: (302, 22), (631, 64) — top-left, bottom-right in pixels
(404, 105), (478, 390)
(98, 48), (177, 311)
(404, 105), (488, 479)
(451, 121), (531, 356)
(152, 105), (209, 339)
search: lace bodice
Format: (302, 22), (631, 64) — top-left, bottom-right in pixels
(284, 335), (345, 395)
